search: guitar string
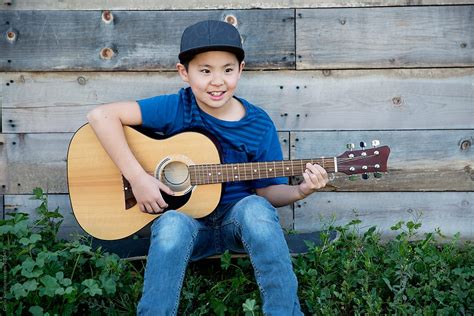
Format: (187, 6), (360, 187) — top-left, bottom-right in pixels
(144, 154), (382, 182)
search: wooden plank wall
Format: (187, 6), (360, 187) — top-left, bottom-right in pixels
(1, 1), (473, 240)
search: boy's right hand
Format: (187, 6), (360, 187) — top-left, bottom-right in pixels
(128, 172), (175, 214)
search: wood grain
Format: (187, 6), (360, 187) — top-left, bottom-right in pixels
(294, 192), (474, 239)
(0, 10), (294, 71)
(296, 6), (474, 69)
(2, 0), (471, 10)
(2, 69), (472, 133)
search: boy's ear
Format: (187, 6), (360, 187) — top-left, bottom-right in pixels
(176, 63), (189, 82)
(237, 61), (245, 78)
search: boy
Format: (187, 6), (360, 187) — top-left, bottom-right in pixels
(87, 20), (328, 315)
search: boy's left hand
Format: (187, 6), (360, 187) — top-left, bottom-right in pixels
(298, 163), (329, 198)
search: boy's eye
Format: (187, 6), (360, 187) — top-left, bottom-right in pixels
(200, 69), (210, 74)
(225, 68), (233, 73)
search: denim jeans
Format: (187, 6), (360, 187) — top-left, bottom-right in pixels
(137, 195), (303, 315)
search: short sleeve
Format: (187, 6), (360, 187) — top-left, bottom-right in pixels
(136, 93), (181, 134)
(252, 124), (289, 188)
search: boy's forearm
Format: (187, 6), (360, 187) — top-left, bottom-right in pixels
(256, 184), (306, 208)
(87, 104), (145, 182)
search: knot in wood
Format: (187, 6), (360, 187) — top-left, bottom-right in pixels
(6, 29), (17, 43)
(224, 15), (237, 27)
(460, 140), (471, 151)
(102, 10), (114, 24)
(100, 47), (115, 60)
(77, 76), (87, 85)
(392, 96), (402, 106)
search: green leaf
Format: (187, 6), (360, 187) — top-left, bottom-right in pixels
(382, 277), (393, 291)
(29, 306), (44, 316)
(19, 233), (42, 246)
(71, 244), (92, 254)
(221, 250), (232, 270)
(211, 298), (228, 316)
(39, 275), (60, 297)
(242, 298), (259, 313)
(82, 279), (103, 296)
(64, 286), (74, 295)
(100, 275), (117, 295)
(24, 279), (38, 292)
(21, 258), (43, 278)
(33, 187), (44, 199)
(0, 224), (13, 235)
(12, 220), (29, 237)
(11, 283), (27, 299)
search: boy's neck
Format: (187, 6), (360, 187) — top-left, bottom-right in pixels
(197, 97), (246, 122)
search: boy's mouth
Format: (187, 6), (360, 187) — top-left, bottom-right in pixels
(208, 91), (225, 97)
(208, 91), (226, 100)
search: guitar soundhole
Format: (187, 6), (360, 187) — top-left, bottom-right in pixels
(161, 161), (189, 190)
(156, 155), (195, 196)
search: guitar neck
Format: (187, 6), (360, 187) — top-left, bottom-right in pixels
(189, 158), (337, 185)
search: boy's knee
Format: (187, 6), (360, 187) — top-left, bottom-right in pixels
(151, 211), (197, 251)
(236, 195), (279, 225)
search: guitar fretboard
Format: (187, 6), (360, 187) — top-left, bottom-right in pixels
(189, 158), (336, 185)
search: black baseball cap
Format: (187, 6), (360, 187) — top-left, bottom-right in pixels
(179, 20), (245, 64)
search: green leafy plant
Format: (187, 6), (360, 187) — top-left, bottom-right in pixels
(2, 188), (143, 315)
(2, 189), (472, 315)
(293, 219), (474, 315)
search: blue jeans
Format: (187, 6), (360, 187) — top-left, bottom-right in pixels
(137, 195), (303, 315)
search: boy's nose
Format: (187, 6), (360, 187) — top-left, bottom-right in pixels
(210, 74), (224, 85)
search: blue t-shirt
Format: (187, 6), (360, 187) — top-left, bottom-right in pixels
(137, 87), (288, 204)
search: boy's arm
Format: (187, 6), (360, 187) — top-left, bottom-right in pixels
(87, 102), (174, 214)
(256, 163), (328, 207)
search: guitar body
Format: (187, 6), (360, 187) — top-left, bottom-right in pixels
(67, 124), (222, 240)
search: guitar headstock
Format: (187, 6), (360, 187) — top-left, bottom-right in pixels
(337, 144), (390, 176)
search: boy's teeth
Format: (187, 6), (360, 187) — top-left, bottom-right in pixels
(210, 92), (223, 96)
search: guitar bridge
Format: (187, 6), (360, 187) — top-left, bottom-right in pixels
(122, 176), (137, 210)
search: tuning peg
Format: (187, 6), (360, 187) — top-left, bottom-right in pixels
(362, 173), (369, 180)
(346, 143), (355, 150)
(349, 175), (358, 181)
(360, 141), (367, 149)
(371, 140), (380, 147)
(374, 172), (383, 178)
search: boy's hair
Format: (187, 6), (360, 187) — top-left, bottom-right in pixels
(179, 20), (245, 67)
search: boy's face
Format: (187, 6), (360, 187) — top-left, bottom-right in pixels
(177, 51), (244, 117)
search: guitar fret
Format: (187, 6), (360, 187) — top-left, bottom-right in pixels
(191, 155), (344, 185)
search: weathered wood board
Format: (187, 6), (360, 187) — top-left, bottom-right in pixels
(296, 6), (474, 69)
(290, 130), (474, 192)
(0, 195), (3, 220)
(2, 0), (471, 10)
(3, 195), (294, 239)
(294, 192), (474, 240)
(0, 132), (290, 195)
(0, 130), (471, 194)
(0, 10), (294, 71)
(2, 69), (473, 133)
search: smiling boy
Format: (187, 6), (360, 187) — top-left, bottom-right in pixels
(87, 20), (328, 315)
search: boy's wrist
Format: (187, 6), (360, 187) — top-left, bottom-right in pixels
(297, 186), (308, 200)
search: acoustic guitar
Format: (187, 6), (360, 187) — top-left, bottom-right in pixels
(67, 124), (390, 240)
